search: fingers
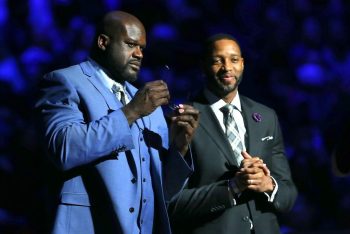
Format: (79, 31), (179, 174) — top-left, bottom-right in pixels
(260, 163), (271, 176)
(235, 153), (273, 192)
(240, 153), (270, 175)
(171, 115), (197, 130)
(235, 171), (259, 191)
(169, 104), (200, 153)
(176, 104), (200, 120)
(240, 166), (263, 175)
(236, 171), (270, 191)
(145, 79), (168, 88)
(144, 80), (170, 106)
(241, 151), (252, 159)
(245, 175), (274, 192)
(132, 80), (170, 108)
(240, 156), (262, 169)
(241, 161), (270, 175)
(144, 80), (169, 94)
(125, 80), (171, 122)
(171, 104), (200, 128)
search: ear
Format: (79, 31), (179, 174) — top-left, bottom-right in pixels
(97, 34), (110, 51)
(241, 58), (244, 69)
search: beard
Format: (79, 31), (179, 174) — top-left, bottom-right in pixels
(208, 73), (243, 97)
(103, 51), (140, 83)
(109, 63), (139, 84)
(120, 67), (139, 83)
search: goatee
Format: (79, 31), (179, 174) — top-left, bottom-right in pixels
(209, 74), (243, 97)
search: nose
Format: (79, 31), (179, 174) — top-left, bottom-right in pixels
(222, 59), (233, 71)
(133, 46), (143, 59)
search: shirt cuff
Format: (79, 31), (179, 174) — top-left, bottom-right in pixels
(264, 176), (278, 202)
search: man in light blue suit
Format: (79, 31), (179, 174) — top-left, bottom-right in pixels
(35, 11), (199, 234)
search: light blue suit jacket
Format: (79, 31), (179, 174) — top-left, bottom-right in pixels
(35, 60), (192, 234)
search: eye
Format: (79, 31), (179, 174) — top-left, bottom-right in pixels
(232, 56), (243, 63)
(211, 58), (222, 65)
(231, 57), (240, 63)
(126, 42), (136, 48)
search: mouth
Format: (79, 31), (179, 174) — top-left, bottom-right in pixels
(219, 74), (236, 84)
(129, 61), (141, 71)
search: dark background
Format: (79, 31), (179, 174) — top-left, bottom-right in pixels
(1, 0), (350, 233)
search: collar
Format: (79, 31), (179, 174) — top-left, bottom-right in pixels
(88, 57), (125, 92)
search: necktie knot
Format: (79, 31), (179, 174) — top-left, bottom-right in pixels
(112, 83), (123, 94)
(221, 104), (235, 116)
(112, 83), (127, 105)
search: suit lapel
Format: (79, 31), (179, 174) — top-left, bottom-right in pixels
(78, 64), (147, 138)
(241, 96), (261, 157)
(194, 102), (238, 166)
(80, 61), (121, 111)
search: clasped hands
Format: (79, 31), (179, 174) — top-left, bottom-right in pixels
(233, 151), (275, 193)
(122, 80), (199, 156)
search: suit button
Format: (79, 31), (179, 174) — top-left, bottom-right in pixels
(143, 199), (146, 203)
(143, 178), (146, 182)
(131, 178), (136, 184)
(242, 216), (249, 222)
(142, 157), (145, 162)
(129, 207), (134, 213)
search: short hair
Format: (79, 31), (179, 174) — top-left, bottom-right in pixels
(201, 33), (242, 58)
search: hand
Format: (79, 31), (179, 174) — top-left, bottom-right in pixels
(169, 104), (200, 156)
(234, 151), (274, 193)
(241, 151), (270, 176)
(123, 80), (170, 124)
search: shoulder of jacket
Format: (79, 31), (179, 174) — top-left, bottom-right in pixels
(240, 95), (276, 113)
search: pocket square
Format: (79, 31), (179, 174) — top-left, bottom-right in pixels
(261, 136), (273, 141)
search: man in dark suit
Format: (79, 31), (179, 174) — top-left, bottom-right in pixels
(35, 11), (199, 233)
(169, 34), (297, 234)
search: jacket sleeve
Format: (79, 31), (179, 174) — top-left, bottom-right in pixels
(168, 179), (234, 223)
(162, 145), (194, 202)
(267, 112), (298, 213)
(35, 71), (134, 171)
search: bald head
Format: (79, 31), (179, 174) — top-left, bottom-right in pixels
(100, 11), (144, 39)
(90, 11), (146, 83)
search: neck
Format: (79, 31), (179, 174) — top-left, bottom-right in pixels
(222, 90), (237, 104)
(90, 54), (124, 84)
(207, 79), (239, 104)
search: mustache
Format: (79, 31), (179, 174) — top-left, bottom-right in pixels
(129, 59), (142, 66)
(217, 70), (233, 77)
